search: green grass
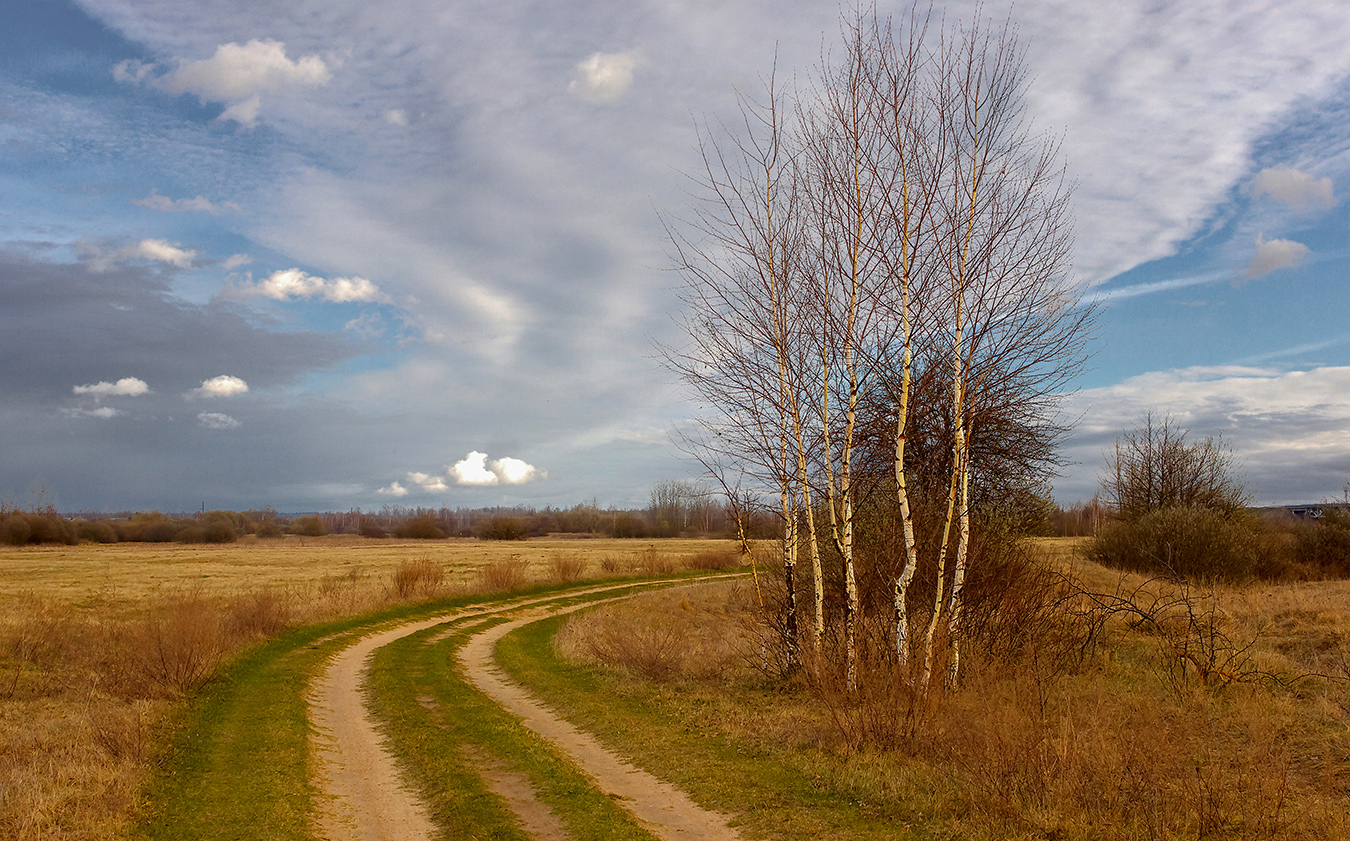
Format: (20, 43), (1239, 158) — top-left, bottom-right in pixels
(126, 575), (736, 841)
(494, 612), (945, 841)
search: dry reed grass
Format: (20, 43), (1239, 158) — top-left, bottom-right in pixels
(560, 540), (1350, 840)
(0, 536), (734, 841)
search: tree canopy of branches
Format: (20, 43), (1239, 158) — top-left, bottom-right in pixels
(1102, 413), (1249, 522)
(663, 5), (1095, 692)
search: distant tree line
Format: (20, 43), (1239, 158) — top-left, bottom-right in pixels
(0, 482), (775, 546)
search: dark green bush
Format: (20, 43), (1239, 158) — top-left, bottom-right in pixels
(1084, 506), (1263, 582)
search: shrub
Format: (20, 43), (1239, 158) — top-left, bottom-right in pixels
(479, 517), (527, 540)
(1, 516), (31, 546)
(76, 519), (119, 543)
(254, 520), (284, 539)
(175, 525), (208, 544)
(392, 557), (444, 598)
(358, 517), (387, 538)
(1085, 506), (1263, 582)
(203, 519), (238, 543)
(549, 553), (585, 583)
(1290, 508), (1350, 578)
(684, 548), (740, 571)
(394, 515), (445, 540)
(141, 520), (180, 542)
(291, 515), (326, 537)
(23, 514), (76, 545)
(479, 559), (529, 592)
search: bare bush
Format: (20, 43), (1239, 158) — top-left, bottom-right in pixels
(635, 545), (677, 575)
(392, 557), (445, 599)
(225, 588), (293, 638)
(683, 548), (741, 571)
(549, 553), (585, 584)
(479, 559), (529, 592)
(129, 593), (227, 696)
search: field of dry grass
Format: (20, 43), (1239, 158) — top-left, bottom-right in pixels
(0, 534), (737, 841)
(559, 538), (1350, 840)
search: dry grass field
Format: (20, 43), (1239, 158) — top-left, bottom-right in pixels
(0, 534), (737, 841)
(560, 537), (1350, 840)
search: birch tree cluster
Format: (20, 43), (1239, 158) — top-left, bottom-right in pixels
(665, 6), (1094, 693)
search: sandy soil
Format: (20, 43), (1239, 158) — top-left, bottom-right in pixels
(308, 581), (741, 841)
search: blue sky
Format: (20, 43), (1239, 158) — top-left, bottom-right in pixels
(3, 0), (1350, 512)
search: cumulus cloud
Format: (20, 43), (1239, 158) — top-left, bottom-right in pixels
(134, 191), (238, 214)
(383, 451), (544, 495)
(197, 411), (241, 429)
(568, 51), (637, 103)
(1252, 167), (1335, 210)
(115, 39), (331, 127)
(1245, 233), (1311, 280)
(189, 375), (249, 398)
(73, 377), (149, 397)
(84, 238), (197, 272)
(229, 268), (389, 304)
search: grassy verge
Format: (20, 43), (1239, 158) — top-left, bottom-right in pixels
(494, 610), (944, 841)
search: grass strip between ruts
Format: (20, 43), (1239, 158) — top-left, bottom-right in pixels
(366, 612), (660, 840)
(493, 610), (941, 841)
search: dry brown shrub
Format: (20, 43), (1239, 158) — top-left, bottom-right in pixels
(392, 556), (445, 599)
(127, 593), (227, 696)
(683, 547), (741, 571)
(557, 583), (745, 682)
(549, 553), (585, 584)
(635, 545), (676, 575)
(599, 555), (626, 573)
(479, 559), (529, 592)
(226, 588), (293, 639)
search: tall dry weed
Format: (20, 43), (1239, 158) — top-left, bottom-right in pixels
(392, 557), (445, 599)
(549, 553), (585, 584)
(479, 559), (530, 592)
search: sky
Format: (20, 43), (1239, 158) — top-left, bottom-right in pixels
(3, 0), (1350, 513)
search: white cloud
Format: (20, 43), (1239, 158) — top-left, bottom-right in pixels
(134, 191), (238, 214)
(406, 471), (449, 492)
(73, 377), (149, 398)
(222, 253), (252, 270)
(1245, 233), (1311, 280)
(197, 412), (241, 429)
(230, 268), (389, 304)
(219, 95), (262, 127)
(190, 375), (249, 398)
(115, 39), (331, 127)
(449, 451), (499, 486)
(568, 51), (637, 103)
(492, 456), (539, 484)
(1252, 167), (1335, 210)
(377, 481), (409, 497)
(385, 109), (408, 126)
(161, 39), (331, 101)
(85, 238), (196, 272)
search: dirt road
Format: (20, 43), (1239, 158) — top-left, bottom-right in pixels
(307, 584), (743, 841)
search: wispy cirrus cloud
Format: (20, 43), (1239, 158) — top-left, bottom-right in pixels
(134, 191), (239, 214)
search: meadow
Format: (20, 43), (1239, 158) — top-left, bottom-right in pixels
(0, 535), (733, 841)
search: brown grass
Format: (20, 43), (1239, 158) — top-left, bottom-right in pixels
(559, 538), (1350, 840)
(0, 535), (734, 841)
